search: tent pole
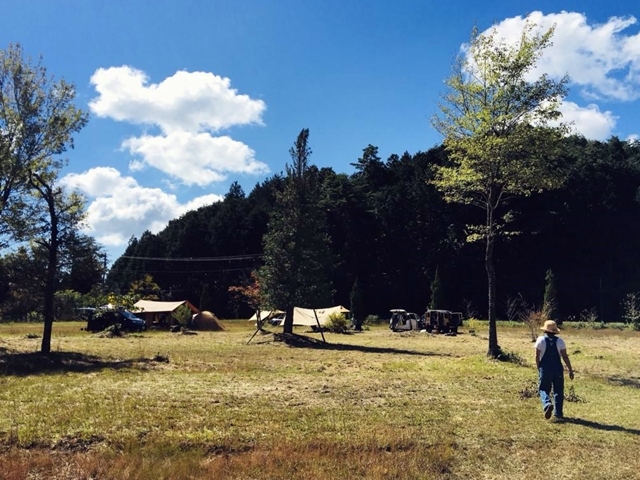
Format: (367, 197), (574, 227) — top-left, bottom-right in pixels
(313, 309), (326, 343)
(246, 308), (262, 345)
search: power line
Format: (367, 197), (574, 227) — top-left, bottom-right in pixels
(108, 266), (255, 274)
(120, 254), (263, 262)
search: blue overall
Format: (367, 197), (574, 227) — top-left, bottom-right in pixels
(538, 335), (564, 418)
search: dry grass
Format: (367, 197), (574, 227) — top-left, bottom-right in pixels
(0, 320), (639, 479)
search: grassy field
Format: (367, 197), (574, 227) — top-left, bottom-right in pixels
(0, 320), (639, 479)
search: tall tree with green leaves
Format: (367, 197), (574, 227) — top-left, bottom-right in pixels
(27, 169), (86, 352)
(0, 44), (88, 352)
(431, 22), (570, 357)
(0, 44), (87, 246)
(0, 245), (47, 320)
(58, 232), (107, 294)
(259, 129), (334, 333)
(129, 273), (162, 300)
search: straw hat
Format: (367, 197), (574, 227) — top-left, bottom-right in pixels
(540, 320), (560, 334)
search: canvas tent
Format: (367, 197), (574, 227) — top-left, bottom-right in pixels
(247, 305), (349, 328)
(248, 310), (284, 322)
(290, 306), (350, 327)
(191, 311), (224, 331)
(133, 300), (199, 328)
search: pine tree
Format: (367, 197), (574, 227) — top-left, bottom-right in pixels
(430, 266), (445, 310)
(543, 269), (559, 321)
(259, 129), (335, 333)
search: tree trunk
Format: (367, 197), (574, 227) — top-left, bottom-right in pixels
(40, 189), (58, 354)
(282, 305), (294, 334)
(486, 204), (500, 358)
(41, 238), (58, 354)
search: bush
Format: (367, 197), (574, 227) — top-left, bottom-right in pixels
(519, 308), (545, 342)
(622, 292), (640, 330)
(579, 307), (599, 323)
(26, 311), (43, 323)
(465, 318), (484, 333)
(364, 314), (384, 325)
(325, 313), (350, 333)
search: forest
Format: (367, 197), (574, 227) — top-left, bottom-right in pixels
(102, 135), (640, 322)
(2, 32), (640, 332)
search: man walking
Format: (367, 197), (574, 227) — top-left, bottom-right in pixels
(535, 320), (574, 420)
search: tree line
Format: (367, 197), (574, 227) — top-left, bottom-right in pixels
(103, 134), (640, 327)
(2, 24), (640, 357)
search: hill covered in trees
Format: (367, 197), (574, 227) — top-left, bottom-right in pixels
(106, 136), (640, 322)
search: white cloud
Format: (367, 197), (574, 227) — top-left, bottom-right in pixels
(558, 101), (617, 141)
(487, 12), (640, 101)
(88, 66), (269, 186)
(61, 167), (222, 247)
(122, 131), (268, 186)
(89, 66), (266, 134)
(471, 12), (640, 140)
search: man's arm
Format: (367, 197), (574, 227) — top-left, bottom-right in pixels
(535, 348), (541, 369)
(560, 349), (574, 380)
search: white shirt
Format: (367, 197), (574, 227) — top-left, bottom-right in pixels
(535, 334), (566, 358)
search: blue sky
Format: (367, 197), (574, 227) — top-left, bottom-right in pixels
(2, 1), (639, 262)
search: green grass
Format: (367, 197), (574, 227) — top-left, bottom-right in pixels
(1, 320), (639, 479)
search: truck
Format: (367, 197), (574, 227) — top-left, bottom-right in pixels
(424, 309), (462, 334)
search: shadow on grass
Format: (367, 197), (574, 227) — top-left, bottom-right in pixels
(607, 376), (640, 389)
(0, 350), (165, 377)
(266, 333), (456, 357)
(563, 417), (640, 435)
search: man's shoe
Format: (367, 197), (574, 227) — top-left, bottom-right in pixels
(544, 404), (553, 419)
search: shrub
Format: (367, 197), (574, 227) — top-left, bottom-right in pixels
(325, 313), (350, 333)
(172, 304), (193, 326)
(465, 318), (483, 335)
(496, 349), (526, 365)
(621, 292), (640, 330)
(364, 314), (383, 325)
(519, 307), (545, 342)
(505, 294), (525, 321)
(54, 289), (83, 320)
(26, 311), (43, 323)
(579, 307), (599, 323)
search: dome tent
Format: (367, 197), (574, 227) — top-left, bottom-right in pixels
(191, 311), (224, 331)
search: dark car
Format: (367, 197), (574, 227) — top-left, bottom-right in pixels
(86, 307), (146, 333)
(424, 309), (462, 334)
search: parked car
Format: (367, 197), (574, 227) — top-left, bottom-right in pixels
(424, 309), (462, 334)
(85, 306), (146, 333)
(389, 309), (425, 331)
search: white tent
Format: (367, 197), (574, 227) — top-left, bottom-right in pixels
(133, 299), (199, 327)
(248, 310), (284, 322)
(291, 306), (350, 326)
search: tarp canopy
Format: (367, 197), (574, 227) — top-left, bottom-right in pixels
(291, 306), (350, 326)
(133, 300), (200, 327)
(248, 310), (284, 322)
(134, 300), (199, 314)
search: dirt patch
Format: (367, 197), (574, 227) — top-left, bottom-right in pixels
(52, 435), (105, 453)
